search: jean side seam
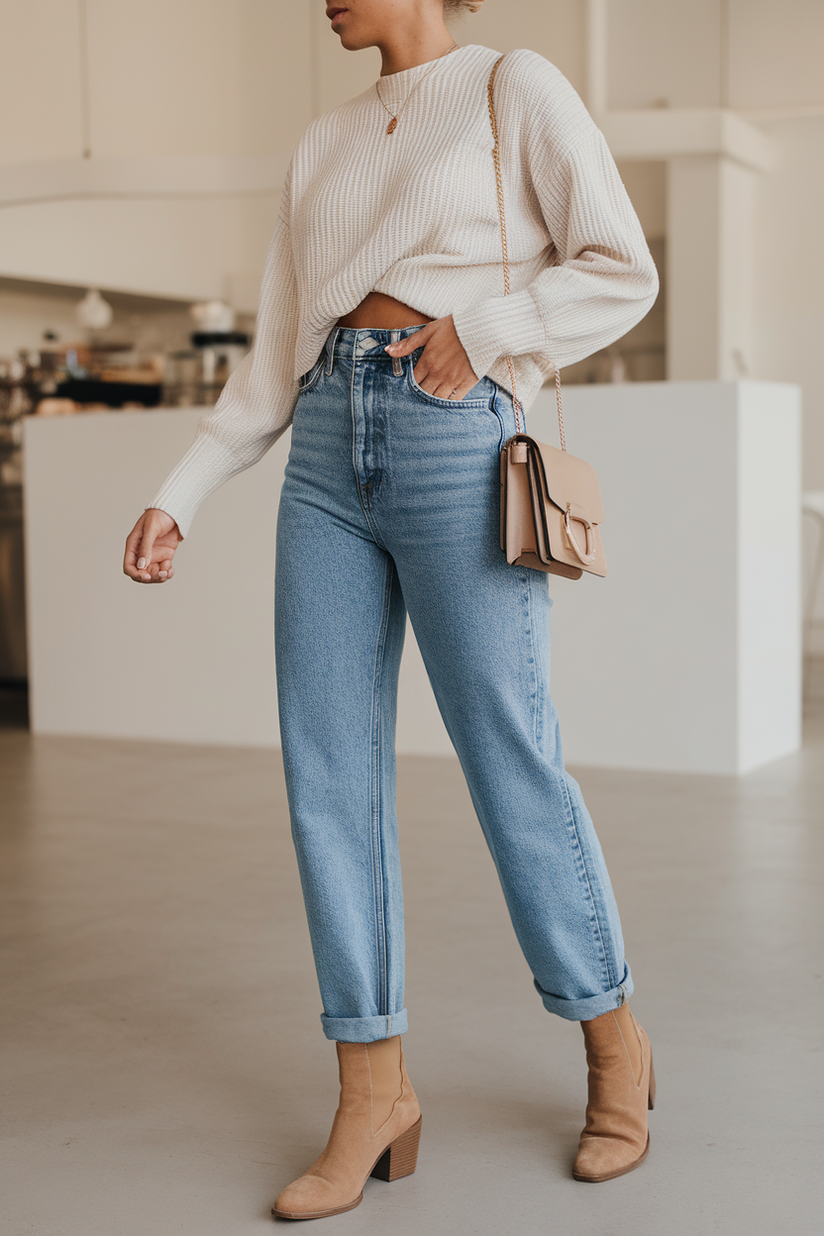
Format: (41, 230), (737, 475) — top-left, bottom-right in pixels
(559, 773), (616, 991)
(524, 567), (544, 748)
(518, 567), (540, 749)
(367, 551), (395, 1018)
(523, 567), (614, 992)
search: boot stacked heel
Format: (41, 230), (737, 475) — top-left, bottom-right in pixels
(370, 1115), (422, 1182)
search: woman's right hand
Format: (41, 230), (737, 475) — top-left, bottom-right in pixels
(123, 508), (182, 583)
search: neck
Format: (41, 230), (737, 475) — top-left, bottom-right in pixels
(377, 18), (457, 76)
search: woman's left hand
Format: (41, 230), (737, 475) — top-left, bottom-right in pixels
(385, 316), (480, 400)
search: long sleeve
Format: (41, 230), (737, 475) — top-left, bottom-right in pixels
(146, 181), (300, 539)
(452, 53), (659, 382)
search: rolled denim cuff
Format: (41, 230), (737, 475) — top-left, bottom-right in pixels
(534, 965), (633, 1022)
(320, 1009), (409, 1042)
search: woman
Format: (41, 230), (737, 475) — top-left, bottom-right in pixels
(124, 0), (659, 1221)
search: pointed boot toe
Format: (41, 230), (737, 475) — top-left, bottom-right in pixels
(573, 1005), (655, 1183)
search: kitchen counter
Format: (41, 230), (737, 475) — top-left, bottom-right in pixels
(23, 382), (802, 773)
(22, 406), (448, 753)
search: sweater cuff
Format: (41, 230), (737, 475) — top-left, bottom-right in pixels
(145, 433), (243, 540)
(452, 287), (548, 380)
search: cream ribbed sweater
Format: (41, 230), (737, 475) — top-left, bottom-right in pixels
(149, 44), (658, 537)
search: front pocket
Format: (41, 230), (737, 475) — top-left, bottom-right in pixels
(405, 359), (490, 409)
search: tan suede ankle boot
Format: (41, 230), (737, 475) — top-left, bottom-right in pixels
(271, 1036), (422, 1220)
(573, 1003), (655, 1183)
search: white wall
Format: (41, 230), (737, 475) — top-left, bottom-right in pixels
(749, 138), (824, 441)
(0, 0), (315, 165)
(747, 113), (824, 645)
(0, 1), (84, 163)
(608, 0), (824, 110)
(728, 0), (824, 111)
(608, 0), (724, 109)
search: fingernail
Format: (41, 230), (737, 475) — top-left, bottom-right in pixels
(385, 344), (397, 353)
(137, 557), (147, 569)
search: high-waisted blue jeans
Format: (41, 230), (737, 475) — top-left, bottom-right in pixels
(274, 325), (632, 1043)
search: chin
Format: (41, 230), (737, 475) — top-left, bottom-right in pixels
(335, 31), (371, 51)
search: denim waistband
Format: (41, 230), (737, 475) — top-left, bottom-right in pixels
(321, 323), (428, 373)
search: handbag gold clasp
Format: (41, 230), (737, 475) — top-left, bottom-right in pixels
(564, 504), (597, 564)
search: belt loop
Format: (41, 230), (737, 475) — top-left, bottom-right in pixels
(390, 328), (402, 377)
(325, 327), (340, 376)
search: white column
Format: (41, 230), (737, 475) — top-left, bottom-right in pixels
(667, 154), (757, 380)
(585, 0), (609, 120)
(527, 379), (802, 774)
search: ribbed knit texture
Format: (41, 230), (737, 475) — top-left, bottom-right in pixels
(148, 44), (658, 537)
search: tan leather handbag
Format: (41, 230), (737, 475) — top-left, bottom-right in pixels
(487, 56), (607, 580)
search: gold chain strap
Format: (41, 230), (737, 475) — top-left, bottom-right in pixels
(487, 55), (566, 450)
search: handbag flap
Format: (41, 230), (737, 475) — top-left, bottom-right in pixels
(522, 436), (605, 525)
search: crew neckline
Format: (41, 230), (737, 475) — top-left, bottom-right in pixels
(376, 42), (475, 88)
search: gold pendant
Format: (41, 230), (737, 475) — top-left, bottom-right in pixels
(386, 117), (398, 135)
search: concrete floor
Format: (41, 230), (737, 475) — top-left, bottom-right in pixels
(2, 670), (823, 1236)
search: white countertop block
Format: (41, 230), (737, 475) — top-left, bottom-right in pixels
(23, 379), (802, 774)
(24, 406), (285, 750)
(528, 379), (802, 773)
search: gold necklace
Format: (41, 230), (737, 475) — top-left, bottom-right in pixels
(375, 43), (460, 135)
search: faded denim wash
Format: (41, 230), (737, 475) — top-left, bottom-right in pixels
(274, 325), (632, 1043)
